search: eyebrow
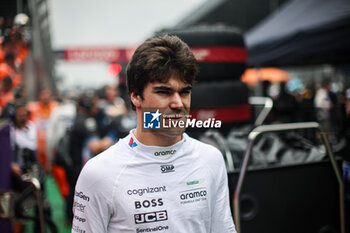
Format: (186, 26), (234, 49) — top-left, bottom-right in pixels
(153, 85), (192, 93)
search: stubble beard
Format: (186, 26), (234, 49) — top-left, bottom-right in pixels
(159, 109), (189, 138)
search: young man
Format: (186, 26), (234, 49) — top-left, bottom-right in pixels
(71, 35), (236, 233)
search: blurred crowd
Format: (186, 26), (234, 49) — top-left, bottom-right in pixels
(0, 15), (137, 231)
(1, 85), (136, 226)
(1, 83), (136, 225)
(0, 16), (28, 110)
(265, 78), (350, 158)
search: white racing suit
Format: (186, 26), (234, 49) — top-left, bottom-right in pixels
(72, 131), (236, 233)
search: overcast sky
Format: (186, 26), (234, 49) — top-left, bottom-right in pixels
(49, 0), (205, 90)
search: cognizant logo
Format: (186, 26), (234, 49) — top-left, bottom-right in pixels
(127, 186), (167, 196)
(143, 109), (221, 129)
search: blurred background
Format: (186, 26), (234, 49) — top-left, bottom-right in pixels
(1, 0), (350, 232)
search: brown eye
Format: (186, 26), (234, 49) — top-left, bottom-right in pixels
(156, 91), (170, 95)
(179, 90), (191, 96)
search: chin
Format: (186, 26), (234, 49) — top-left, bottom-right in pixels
(159, 126), (186, 138)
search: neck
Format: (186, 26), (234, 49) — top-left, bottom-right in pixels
(133, 127), (182, 147)
(134, 108), (183, 146)
(15, 122), (27, 129)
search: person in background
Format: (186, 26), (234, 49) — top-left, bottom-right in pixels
(0, 76), (14, 111)
(66, 92), (114, 223)
(0, 27), (29, 68)
(9, 100), (37, 233)
(296, 84), (316, 122)
(47, 91), (77, 169)
(27, 88), (59, 172)
(10, 100), (37, 177)
(97, 85), (128, 140)
(10, 99), (54, 233)
(0, 52), (21, 87)
(46, 91), (77, 200)
(99, 85), (127, 122)
(0, 85), (27, 119)
(314, 78), (337, 142)
(273, 81), (298, 123)
(9, 28), (29, 70)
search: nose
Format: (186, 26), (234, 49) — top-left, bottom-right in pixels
(169, 92), (184, 109)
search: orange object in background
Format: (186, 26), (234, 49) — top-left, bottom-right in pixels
(27, 89), (59, 171)
(14, 43), (29, 65)
(51, 165), (69, 199)
(0, 58), (22, 87)
(0, 89), (14, 108)
(241, 67), (290, 86)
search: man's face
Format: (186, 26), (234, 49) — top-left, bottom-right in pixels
(106, 86), (117, 102)
(137, 76), (192, 137)
(88, 95), (100, 116)
(15, 106), (28, 128)
(39, 89), (51, 105)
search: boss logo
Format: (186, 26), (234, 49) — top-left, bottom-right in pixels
(134, 210), (168, 224)
(161, 165), (175, 173)
(135, 198), (163, 209)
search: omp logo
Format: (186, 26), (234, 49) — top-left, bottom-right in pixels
(135, 198), (163, 209)
(75, 191), (90, 202)
(180, 188), (207, 200)
(161, 164), (175, 173)
(153, 149), (176, 159)
(73, 201), (86, 213)
(143, 110), (161, 129)
(136, 225), (169, 233)
(127, 186), (167, 196)
(74, 215), (86, 223)
(134, 210), (168, 224)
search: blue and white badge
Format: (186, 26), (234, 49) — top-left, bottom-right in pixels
(143, 109), (161, 129)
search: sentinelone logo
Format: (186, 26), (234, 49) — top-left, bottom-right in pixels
(143, 109), (221, 129)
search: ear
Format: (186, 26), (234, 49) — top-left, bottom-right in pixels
(130, 92), (142, 108)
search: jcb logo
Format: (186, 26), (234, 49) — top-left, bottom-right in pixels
(134, 210), (168, 224)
